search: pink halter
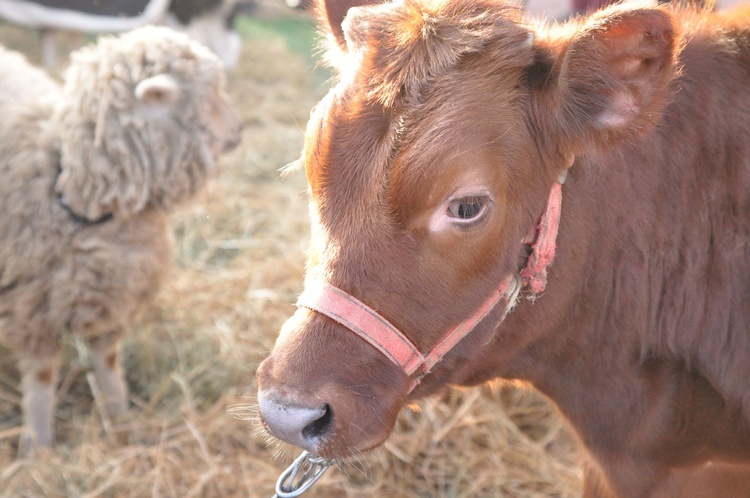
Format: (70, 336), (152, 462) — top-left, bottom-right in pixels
(296, 175), (566, 391)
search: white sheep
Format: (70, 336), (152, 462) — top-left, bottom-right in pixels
(0, 26), (242, 455)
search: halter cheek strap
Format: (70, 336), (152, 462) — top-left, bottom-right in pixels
(296, 174), (566, 391)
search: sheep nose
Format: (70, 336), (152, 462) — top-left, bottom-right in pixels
(258, 392), (333, 451)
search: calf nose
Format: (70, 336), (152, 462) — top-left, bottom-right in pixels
(258, 392), (333, 451)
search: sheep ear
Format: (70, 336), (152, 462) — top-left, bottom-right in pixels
(555, 7), (678, 150)
(135, 74), (181, 106)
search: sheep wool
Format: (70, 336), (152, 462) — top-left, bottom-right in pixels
(0, 26), (242, 456)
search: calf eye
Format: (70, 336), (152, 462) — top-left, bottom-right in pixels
(447, 196), (486, 220)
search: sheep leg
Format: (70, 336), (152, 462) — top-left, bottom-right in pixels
(18, 355), (60, 457)
(88, 337), (128, 419)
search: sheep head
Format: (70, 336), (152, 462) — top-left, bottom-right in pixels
(54, 26), (242, 220)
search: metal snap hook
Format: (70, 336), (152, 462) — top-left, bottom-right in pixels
(272, 451), (330, 498)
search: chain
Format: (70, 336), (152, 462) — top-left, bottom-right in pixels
(272, 451), (330, 498)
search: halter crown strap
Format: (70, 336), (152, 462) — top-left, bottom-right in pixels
(520, 172), (565, 293)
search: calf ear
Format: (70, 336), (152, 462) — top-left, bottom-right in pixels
(317, 0), (382, 49)
(555, 7), (679, 151)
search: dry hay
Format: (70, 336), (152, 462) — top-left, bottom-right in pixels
(0, 9), (582, 498)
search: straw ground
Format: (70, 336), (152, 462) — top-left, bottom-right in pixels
(0, 5), (582, 497)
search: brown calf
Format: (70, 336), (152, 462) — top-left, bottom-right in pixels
(256, 0), (750, 496)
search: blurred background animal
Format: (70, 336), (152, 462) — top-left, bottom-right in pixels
(0, 26), (242, 455)
(0, 0), (255, 68)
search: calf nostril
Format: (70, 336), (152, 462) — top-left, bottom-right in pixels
(301, 404), (333, 441)
(257, 392), (332, 451)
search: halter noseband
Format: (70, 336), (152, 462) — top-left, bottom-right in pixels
(296, 174), (566, 392)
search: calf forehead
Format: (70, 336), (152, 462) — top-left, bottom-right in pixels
(303, 87), (398, 235)
(305, 84), (529, 246)
(394, 70), (531, 176)
(304, 0), (537, 236)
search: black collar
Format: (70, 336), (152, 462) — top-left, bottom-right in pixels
(54, 161), (114, 226)
(56, 193), (114, 226)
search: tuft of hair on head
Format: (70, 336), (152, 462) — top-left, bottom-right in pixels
(317, 0), (534, 109)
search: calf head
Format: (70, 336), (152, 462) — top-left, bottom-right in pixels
(257, 0), (679, 460)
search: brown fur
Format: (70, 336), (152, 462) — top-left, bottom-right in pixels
(0, 27), (241, 455)
(257, 0), (750, 496)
